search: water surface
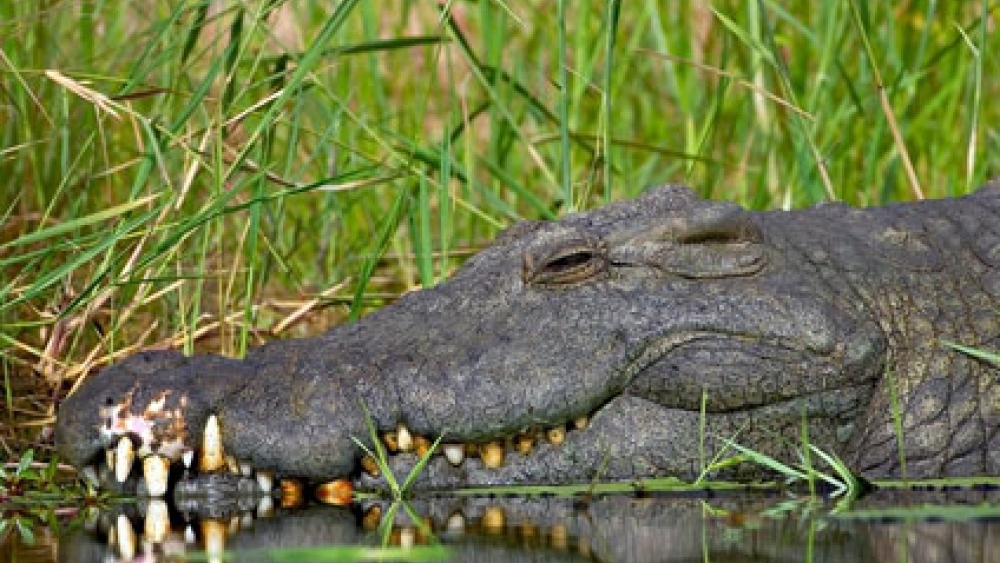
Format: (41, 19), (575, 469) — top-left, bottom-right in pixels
(6, 489), (1000, 563)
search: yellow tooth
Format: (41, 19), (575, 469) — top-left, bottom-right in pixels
(514, 434), (535, 455)
(105, 448), (116, 474)
(228, 516), (241, 535)
(144, 499), (170, 543)
(550, 524), (568, 550)
(519, 522), (539, 541)
(480, 442), (505, 469)
(397, 424), (413, 452)
(546, 427), (566, 445)
(199, 415), (225, 472)
(116, 514), (136, 561)
(382, 431), (399, 453)
(142, 455), (170, 497)
(315, 479), (353, 506)
(115, 437), (134, 483)
(399, 526), (416, 549)
(482, 506), (505, 533)
(280, 479), (304, 508)
(573, 416), (589, 430)
(413, 435), (431, 457)
(361, 455), (381, 477)
(225, 455), (240, 475)
(201, 519), (226, 563)
(443, 444), (465, 466)
(362, 505), (382, 531)
(255, 470), (274, 493)
(578, 537), (591, 557)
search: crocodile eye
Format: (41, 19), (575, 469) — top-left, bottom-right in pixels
(523, 241), (608, 286)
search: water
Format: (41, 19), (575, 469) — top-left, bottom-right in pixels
(6, 489), (1000, 563)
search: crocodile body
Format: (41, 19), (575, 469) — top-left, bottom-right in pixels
(55, 184), (1000, 492)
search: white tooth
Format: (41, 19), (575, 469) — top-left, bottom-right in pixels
(199, 414), (224, 472)
(397, 424), (413, 452)
(144, 499), (170, 543)
(573, 416), (589, 430)
(255, 470), (274, 493)
(184, 525), (196, 544)
(443, 444), (465, 466)
(142, 455), (170, 497)
(182, 449), (195, 469)
(201, 520), (226, 563)
(240, 513), (254, 530)
(116, 514), (136, 561)
(446, 512), (466, 534)
(239, 462), (253, 477)
(256, 496), (275, 519)
(81, 465), (99, 488)
(115, 437), (134, 483)
(399, 526), (416, 549)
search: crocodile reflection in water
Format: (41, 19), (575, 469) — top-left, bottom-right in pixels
(58, 492), (1000, 563)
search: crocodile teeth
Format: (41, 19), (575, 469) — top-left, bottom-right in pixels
(280, 479), (304, 508)
(201, 519), (227, 562)
(142, 454), (170, 497)
(397, 424), (413, 452)
(184, 524), (196, 544)
(573, 416), (589, 430)
(144, 499), (170, 543)
(239, 462), (253, 477)
(105, 448), (116, 474)
(514, 434), (535, 455)
(361, 454), (381, 477)
(482, 506), (505, 533)
(116, 514), (136, 560)
(546, 426), (566, 445)
(550, 523), (568, 550)
(225, 455), (241, 475)
(255, 470), (274, 493)
(115, 437), (134, 483)
(182, 448), (194, 469)
(414, 435), (432, 457)
(480, 442), (504, 469)
(315, 479), (353, 506)
(399, 526), (416, 548)
(443, 444), (465, 466)
(383, 431), (399, 453)
(446, 512), (466, 534)
(199, 414), (225, 472)
(362, 505), (383, 531)
(256, 496), (275, 519)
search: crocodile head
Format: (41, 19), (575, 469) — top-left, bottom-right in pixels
(56, 186), (889, 492)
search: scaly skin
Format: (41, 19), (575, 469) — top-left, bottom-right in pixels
(55, 184), (1000, 492)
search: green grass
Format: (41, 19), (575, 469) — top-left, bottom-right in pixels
(1, 1), (998, 461)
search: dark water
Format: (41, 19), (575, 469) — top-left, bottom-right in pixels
(6, 489), (1000, 563)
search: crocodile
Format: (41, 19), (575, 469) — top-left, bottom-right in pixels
(54, 183), (1000, 496)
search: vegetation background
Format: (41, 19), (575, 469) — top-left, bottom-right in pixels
(1, 0), (997, 460)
